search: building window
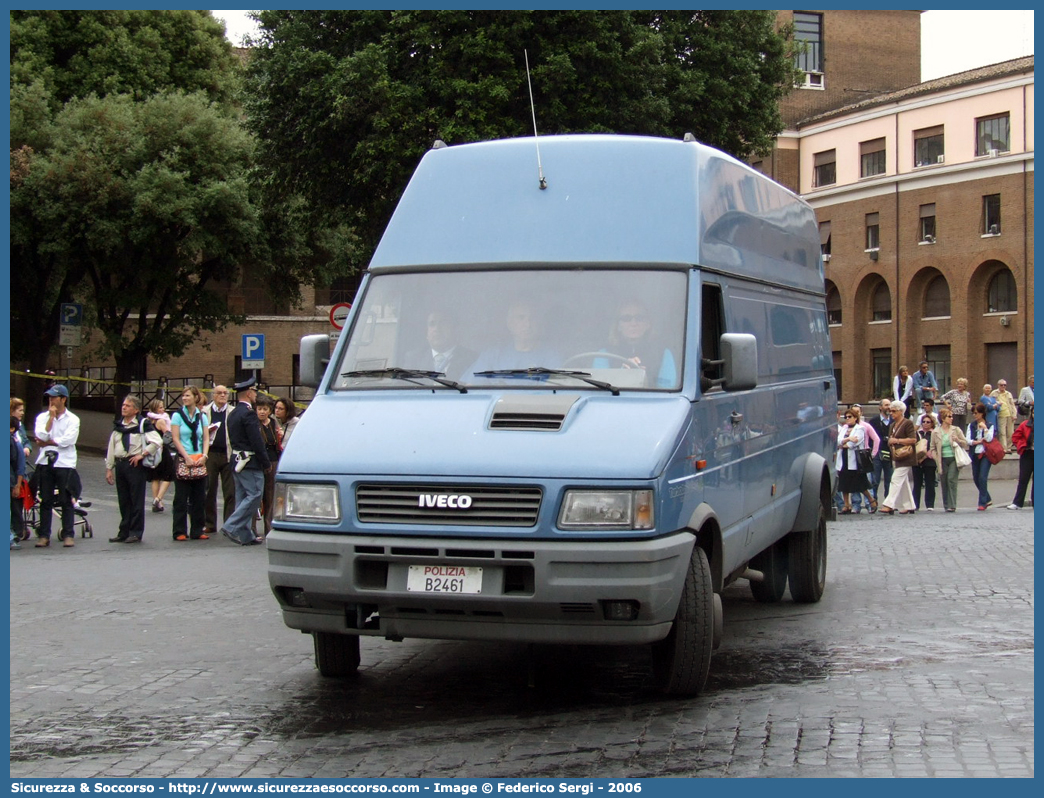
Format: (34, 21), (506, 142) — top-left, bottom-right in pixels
(871, 282), (891, 322)
(833, 351), (842, 399)
(813, 149), (836, 188)
(315, 273), (364, 306)
(976, 113), (1010, 156)
(860, 138), (886, 178)
(819, 221), (831, 259)
(982, 194), (1001, 235)
(924, 346), (951, 394)
(987, 270), (1017, 313)
(826, 283), (841, 325)
(919, 203), (936, 243)
(923, 276), (950, 318)
(793, 12), (824, 75)
(914, 126), (945, 166)
(865, 212), (880, 251)
(872, 349), (892, 400)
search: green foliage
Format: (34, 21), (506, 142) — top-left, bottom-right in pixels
(12, 92), (258, 369)
(244, 10), (798, 273)
(10, 9), (238, 106)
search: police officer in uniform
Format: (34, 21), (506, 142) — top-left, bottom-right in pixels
(219, 374), (271, 546)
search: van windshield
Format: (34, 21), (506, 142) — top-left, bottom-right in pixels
(333, 269), (688, 392)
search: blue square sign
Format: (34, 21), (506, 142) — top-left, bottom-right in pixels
(242, 334), (265, 368)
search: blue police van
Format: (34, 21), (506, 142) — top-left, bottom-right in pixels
(268, 134), (836, 695)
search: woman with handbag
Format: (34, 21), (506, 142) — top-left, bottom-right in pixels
(170, 386), (210, 540)
(967, 402), (996, 511)
(912, 415), (938, 511)
(931, 408), (970, 513)
(836, 409), (876, 514)
(880, 401), (917, 514)
(145, 399), (175, 513)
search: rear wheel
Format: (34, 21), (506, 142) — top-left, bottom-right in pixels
(313, 632), (361, 677)
(749, 541), (788, 603)
(652, 545), (714, 696)
(787, 506), (827, 603)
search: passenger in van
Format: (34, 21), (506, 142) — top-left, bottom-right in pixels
(596, 301), (677, 388)
(469, 299), (560, 374)
(408, 309), (476, 381)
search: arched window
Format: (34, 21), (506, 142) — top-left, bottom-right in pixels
(923, 276), (951, 318)
(826, 283), (841, 325)
(871, 282), (891, 322)
(987, 270), (1017, 313)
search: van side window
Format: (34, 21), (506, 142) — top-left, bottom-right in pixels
(700, 283), (725, 392)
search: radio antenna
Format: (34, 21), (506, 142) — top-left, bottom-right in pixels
(524, 50), (547, 190)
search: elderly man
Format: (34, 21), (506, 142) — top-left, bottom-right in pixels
(220, 374), (271, 546)
(105, 395), (162, 544)
(203, 384), (236, 536)
(991, 379), (1018, 452)
(32, 384), (80, 547)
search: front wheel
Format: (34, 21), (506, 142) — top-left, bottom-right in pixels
(313, 632), (361, 678)
(787, 506), (827, 603)
(651, 545), (714, 696)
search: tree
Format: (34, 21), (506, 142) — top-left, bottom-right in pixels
(9, 10), (268, 411)
(12, 92), (261, 402)
(244, 10), (799, 274)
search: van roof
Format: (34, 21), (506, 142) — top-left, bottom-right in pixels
(370, 134), (824, 294)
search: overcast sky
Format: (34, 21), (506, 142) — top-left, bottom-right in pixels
(211, 9), (1034, 83)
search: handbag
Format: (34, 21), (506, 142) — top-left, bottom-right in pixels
(915, 437), (929, 464)
(893, 444), (914, 460)
(856, 448), (874, 473)
(953, 443), (971, 468)
(983, 437), (1005, 465)
(176, 454), (208, 480)
(141, 446), (162, 470)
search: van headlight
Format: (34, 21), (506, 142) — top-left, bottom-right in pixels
(558, 490), (654, 530)
(274, 483), (341, 524)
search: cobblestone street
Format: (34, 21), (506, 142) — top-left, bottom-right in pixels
(9, 453), (1034, 778)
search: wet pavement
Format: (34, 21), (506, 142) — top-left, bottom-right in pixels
(9, 452), (1034, 778)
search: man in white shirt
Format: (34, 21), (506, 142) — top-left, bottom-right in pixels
(33, 384), (80, 547)
(203, 384), (236, 536)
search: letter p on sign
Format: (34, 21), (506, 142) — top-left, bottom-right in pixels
(242, 334), (265, 369)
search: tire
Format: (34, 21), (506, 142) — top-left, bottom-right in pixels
(749, 541), (788, 603)
(313, 632), (361, 678)
(787, 506), (827, 603)
(652, 545), (714, 696)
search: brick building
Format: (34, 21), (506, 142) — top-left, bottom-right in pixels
(797, 56), (1034, 402)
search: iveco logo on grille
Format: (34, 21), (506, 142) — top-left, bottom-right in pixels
(418, 494), (474, 509)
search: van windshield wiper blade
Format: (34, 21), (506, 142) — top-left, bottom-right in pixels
(473, 367), (620, 396)
(341, 368), (467, 393)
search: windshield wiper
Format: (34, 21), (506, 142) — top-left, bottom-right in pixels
(473, 367), (620, 396)
(341, 368), (467, 393)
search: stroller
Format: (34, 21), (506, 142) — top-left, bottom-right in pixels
(21, 451), (93, 540)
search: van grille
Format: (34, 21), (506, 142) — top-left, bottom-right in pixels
(356, 484), (542, 527)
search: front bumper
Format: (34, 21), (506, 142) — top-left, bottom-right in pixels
(267, 530), (695, 645)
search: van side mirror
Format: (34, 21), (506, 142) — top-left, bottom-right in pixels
(300, 334), (331, 388)
(721, 333), (757, 391)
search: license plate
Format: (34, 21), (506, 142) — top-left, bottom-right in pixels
(407, 565), (483, 594)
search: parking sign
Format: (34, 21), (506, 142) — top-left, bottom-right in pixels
(242, 334), (265, 369)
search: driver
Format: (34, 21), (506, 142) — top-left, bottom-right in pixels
(597, 301), (677, 388)
(408, 309), (476, 381)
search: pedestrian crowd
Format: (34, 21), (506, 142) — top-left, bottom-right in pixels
(10, 376), (304, 550)
(834, 366), (1033, 517)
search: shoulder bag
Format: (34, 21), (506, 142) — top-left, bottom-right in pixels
(856, 446), (874, 473)
(953, 443), (972, 469)
(983, 436), (1005, 465)
(915, 437), (929, 464)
